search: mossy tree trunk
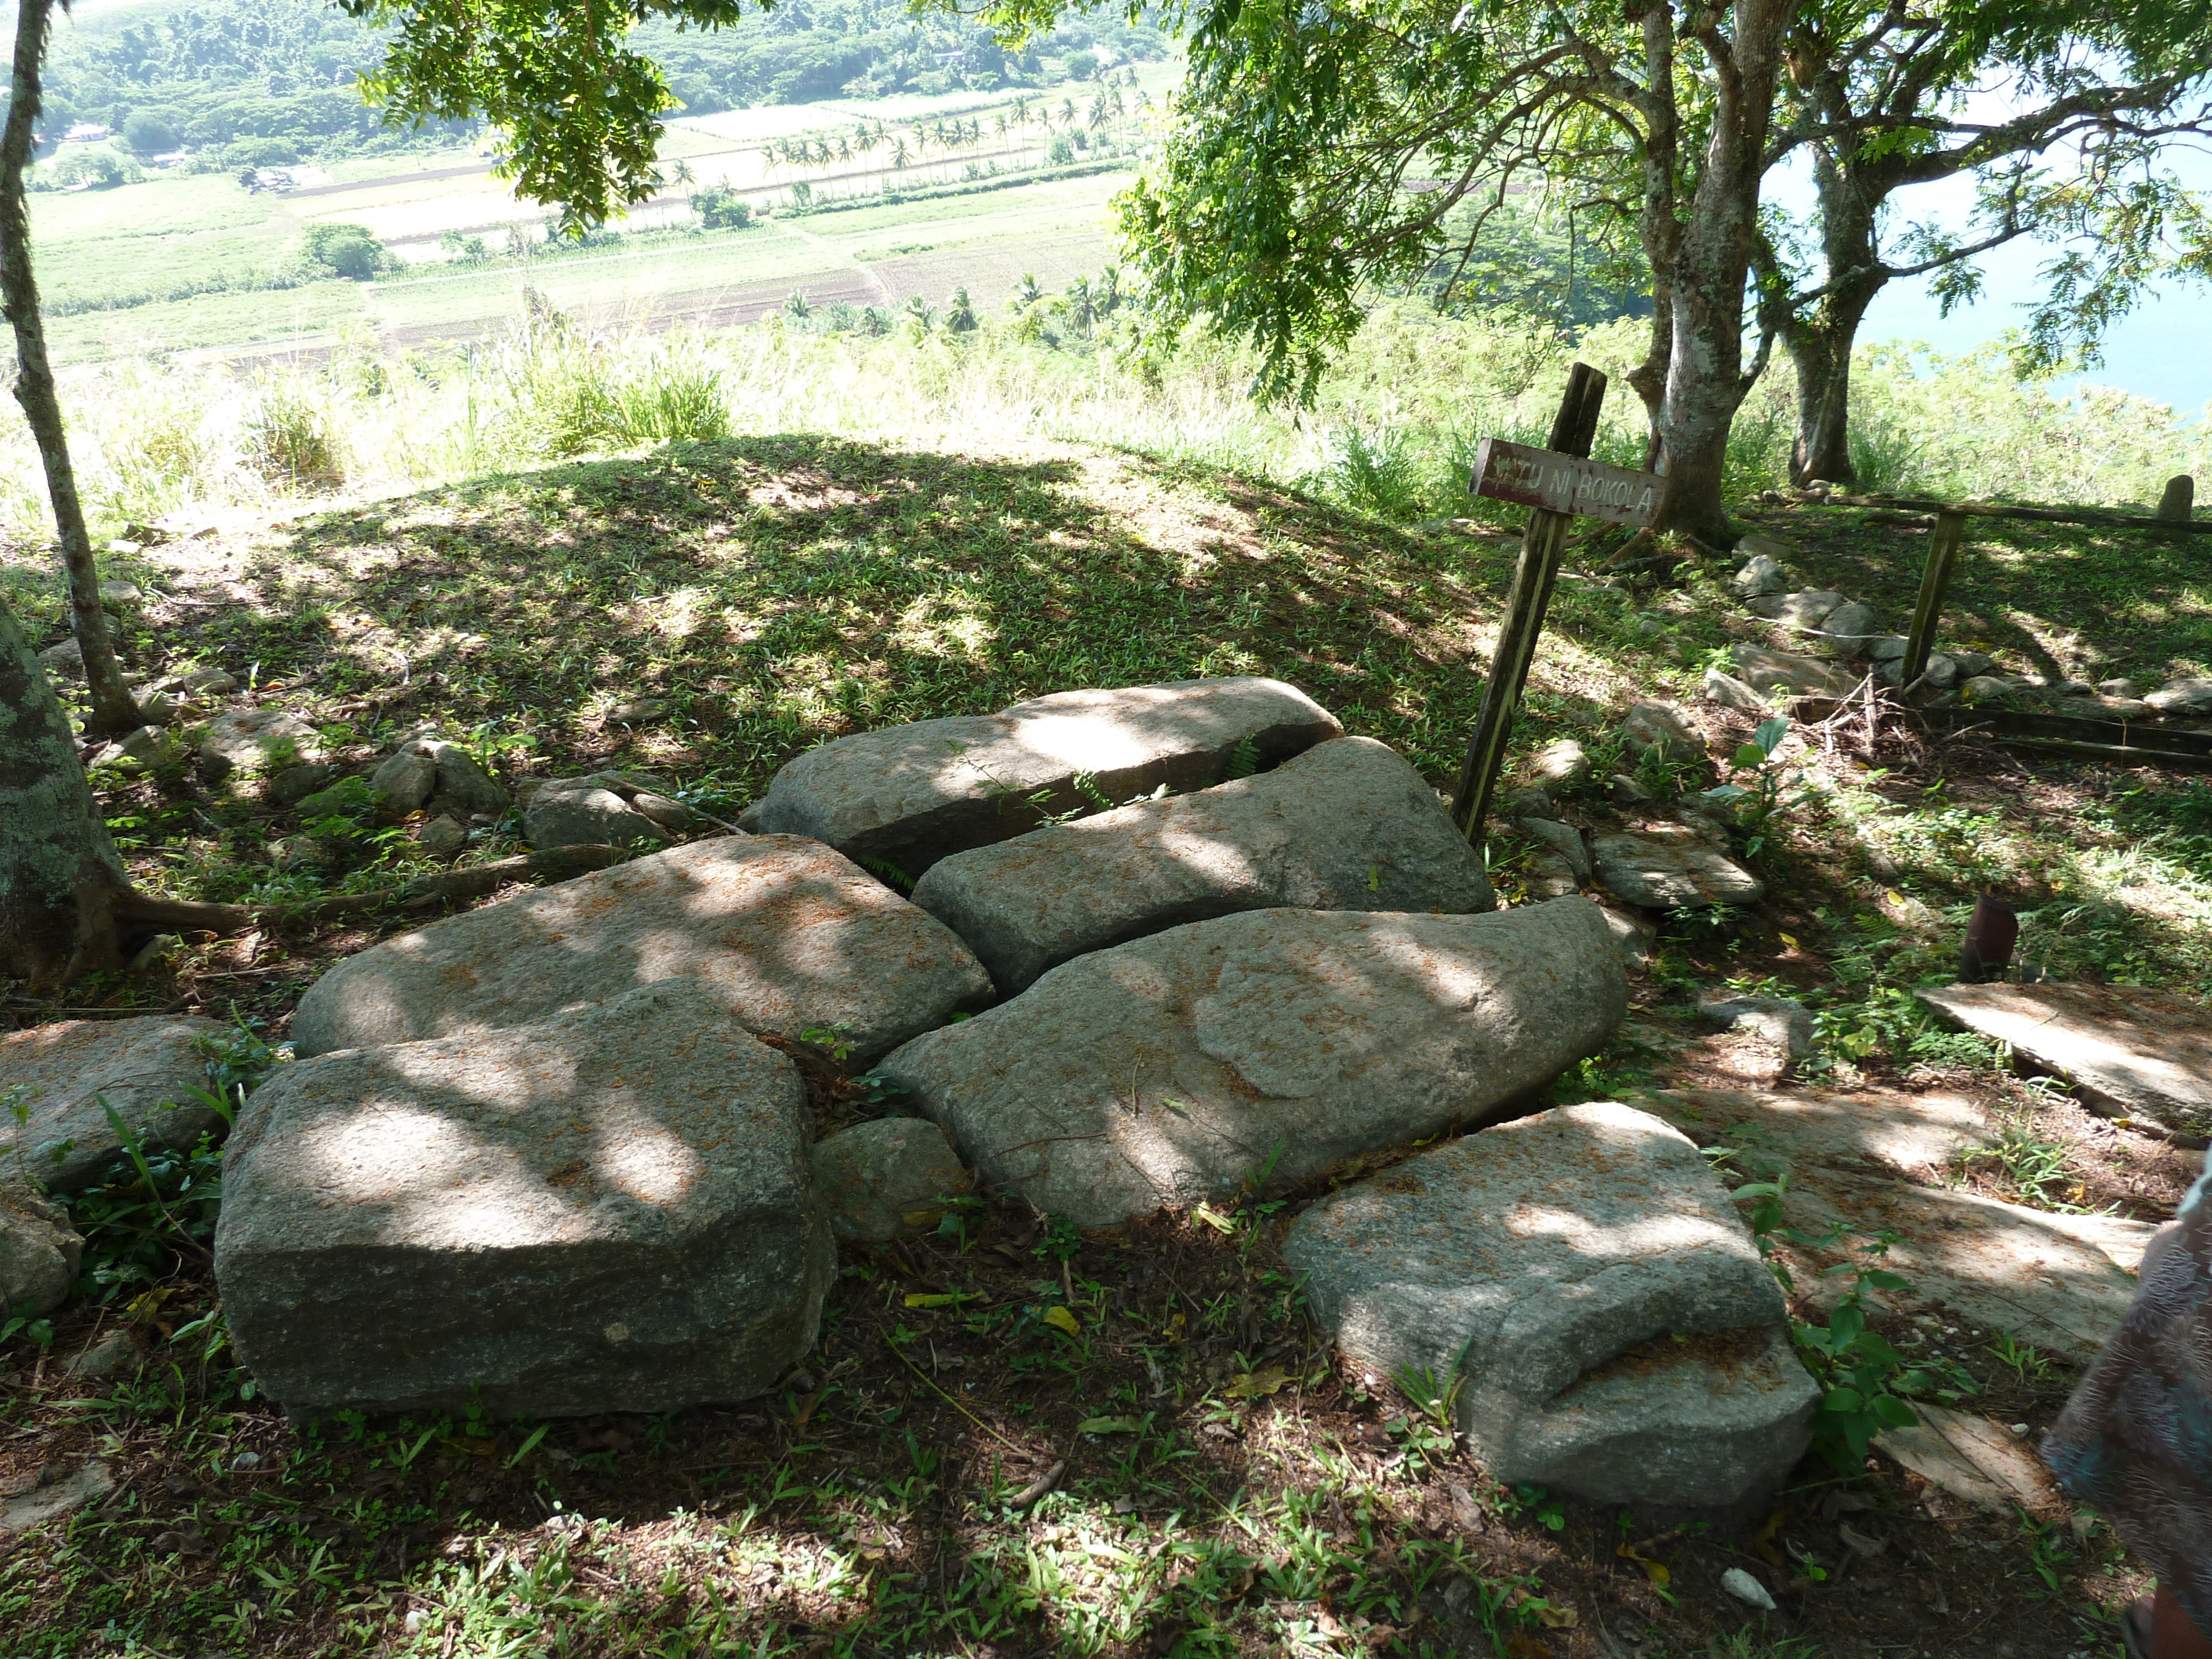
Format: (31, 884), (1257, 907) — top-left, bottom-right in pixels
(0, 590), (128, 988)
(1, 0), (139, 738)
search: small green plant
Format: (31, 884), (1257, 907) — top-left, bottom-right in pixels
(1987, 1331), (2056, 1385)
(243, 383), (344, 487)
(1032, 1212), (1084, 1264)
(66, 1100), (232, 1303)
(1700, 716), (1811, 863)
(799, 1022), (857, 1063)
(1223, 735), (1261, 781)
(1734, 1171), (1973, 1472)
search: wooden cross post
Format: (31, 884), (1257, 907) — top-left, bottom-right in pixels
(1899, 509), (1969, 687)
(1449, 363), (1659, 839)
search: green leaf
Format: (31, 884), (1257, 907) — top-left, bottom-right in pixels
(1734, 742), (1771, 769)
(1870, 1394), (1921, 1430)
(1754, 717), (1790, 755)
(1078, 1415), (1143, 1434)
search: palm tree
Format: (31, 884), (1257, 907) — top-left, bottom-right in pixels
(785, 288), (811, 319)
(891, 138), (910, 169)
(1059, 97), (1076, 124)
(1016, 270), (1042, 306)
(1065, 276), (1095, 337)
(669, 158), (696, 187)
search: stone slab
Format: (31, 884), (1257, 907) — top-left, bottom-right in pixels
(1, 1017), (230, 1192)
(1733, 644), (1853, 697)
(0, 1463), (114, 1537)
(877, 899), (1629, 1228)
(1284, 1103), (1815, 1511)
(1592, 825), (1765, 910)
(290, 836), (992, 1067)
(755, 677), (1343, 879)
(911, 737), (1495, 995)
(216, 979), (833, 1417)
(1918, 981), (2212, 1143)
(811, 1118), (973, 1242)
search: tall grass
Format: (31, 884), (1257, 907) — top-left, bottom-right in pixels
(9, 295), (2206, 539)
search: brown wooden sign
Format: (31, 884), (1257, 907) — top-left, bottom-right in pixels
(1472, 437), (1659, 527)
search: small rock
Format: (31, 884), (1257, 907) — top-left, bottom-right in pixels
(1524, 853), (1579, 899)
(1702, 669), (1767, 712)
(1721, 1568), (1777, 1610)
(199, 708), (323, 784)
(2098, 677), (2138, 699)
(1950, 652), (1996, 678)
(1732, 555), (1790, 597)
(2155, 474), (2195, 523)
(1812, 601), (1882, 656)
(736, 800), (766, 833)
(176, 667), (238, 696)
(2087, 695), (2158, 719)
(1734, 531), (1797, 562)
(0, 1462), (114, 1537)
(1592, 825), (1765, 910)
(59, 1328), (146, 1383)
(1521, 817), (1591, 883)
(1528, 738), (1591, 790)
(1775, 589), (1844, 629)
(269, 836), (335, 870)
(1733, 644), (1853, 697)
(525, 780), (669, 849)
(418, 816), (468, 857)
(98, 581), (143, 608)
(1919, 653), (1957, 690)
(1616, 700), (1702, 765)
(810, 1119), (974, 1241)
(268, 763), (340, 809)
(1498, 785), (1554, 820)
(424, 741), (509, 815)
(629, 790), (693, 831)
(0, 1018), (231, 1193)
(2146, 678), (2212, 716)
(1, 1177), (84, 1318)
(1699, 993), (1814, 1060)
(1743, 593), (1788, 619)
(93, 726), (166, 770)
(1868, 635), (1910, 662)
(1606, 773), (1653, 805)
(608, 698), (669, 724)
(2058, 679), (2096, 696)
(1963, 675), (2022, 703)
(136, 691), (180, 725)
(36, 638), (84, 680)
(370, 747), (439, 813)
(1593, 905), (1657, 969)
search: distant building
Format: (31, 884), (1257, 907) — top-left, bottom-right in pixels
(148, 150), (190, 168)
(933, 49), (965, 67)
(60, 122), (111, 143)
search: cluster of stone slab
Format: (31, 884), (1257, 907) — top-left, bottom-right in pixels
(12, 674), (1827, 1509)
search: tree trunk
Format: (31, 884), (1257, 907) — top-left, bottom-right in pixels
(1785, 156), (1887, 486)
(0, 589), (129, 988)
(1, 0), (138, 738)
(1646, 0), (1794, 547)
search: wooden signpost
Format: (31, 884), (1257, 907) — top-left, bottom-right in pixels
(1450, 364), (1661, 841)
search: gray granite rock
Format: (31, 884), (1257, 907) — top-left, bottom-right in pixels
(876, 899), (1627, 1228)
(1950, 653), (1996, 679)
(1918, 653), (1957, 690)
(1744, 595), (1789, 619)
(1733, 644), (1852, 697)
(1618, 701), (1702, 765)
(1734, 532), (1798, 563)
(1592, 826), (1765, 910)
(811, 1118), (973, 1242)
(0, 1017), (229, 1192)
(1521, 816), (1590, 883)
(755, 677), (1343, 879)
(1775, 590), (1845, 630)
(198, 708), (323, 784)
(1869, 635), (1910, 662)
(2098, 677), (2138, 699)
(1812, 602), (1882, 657)
(1918, 982), (2212, 1142)
(216, 979), (833, 1417)
(1606, 774), (1653, 806)
(1525, 854), (1580, 899)
(175, 667), (238, 696)
(419, 816), (468, 857)
(371, 747), (438, 813)
(1702, 669), (1767, 712)
(0, 1177), (82, 1317)
(1595, 905), (1657, 969)
(1963, 675), (2022, 702)
(1498, 785), (1555, 820)
(2147, 678), (2212, 717)
(525, 779), (667, 849)
(1284, 1102), (1815, 1510)
(268, 763), (340, 809)
(1699, 993), (1814, 1060)
(291, 836), (991, 1067)
(418, 739), (509, 815)
(1528, 738), (1591, 790)
(910, 737), (1495, 995)
(1733, 555), (1790, 597)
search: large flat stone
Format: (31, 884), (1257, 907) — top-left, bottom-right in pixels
(755, 677), (1343, 879)
(1733, 644), (1853, 697)
(216, 979), (833, 1417)
(1917, 981), (2212, 1143)
(1638, 1085), (2156, 1363)
(910, 737), (1494, 995)
(290, 836), (992, 1067)
(1284, 1103), (1815, 1511)
(0, 1016), (230, 1192)
(876, 899), (1627, 1228)
(1592, 825), (1765, 909)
